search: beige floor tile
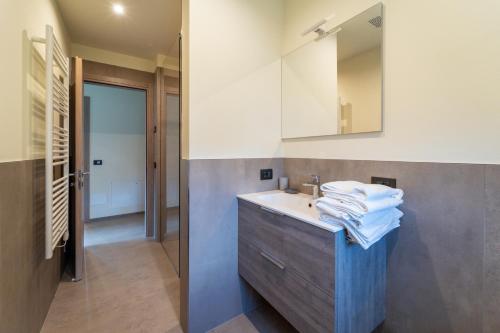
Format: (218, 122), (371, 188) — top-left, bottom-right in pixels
(208, 314), (259, 333)
(210, 301), (298, 333)
(41, 214), (181, 333)
(161, 207), (180, 274)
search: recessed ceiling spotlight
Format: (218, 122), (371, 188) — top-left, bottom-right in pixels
(112, 3), (125, 15)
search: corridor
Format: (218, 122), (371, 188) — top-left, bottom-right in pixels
(41, 214), (181, 333)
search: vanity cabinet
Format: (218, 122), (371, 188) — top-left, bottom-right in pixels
(238, 199), (387, 333)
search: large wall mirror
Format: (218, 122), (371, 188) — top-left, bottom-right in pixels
(282, 3), (383, 138)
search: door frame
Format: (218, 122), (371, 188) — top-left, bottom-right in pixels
(70, 57), (84, 281)
(82, 61), (156, 237)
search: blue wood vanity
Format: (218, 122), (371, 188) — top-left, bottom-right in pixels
(238, 192), (387, 333)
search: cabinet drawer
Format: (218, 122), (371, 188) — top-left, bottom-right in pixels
(238, 199), (335, 294)
(239, 239), (334, 333)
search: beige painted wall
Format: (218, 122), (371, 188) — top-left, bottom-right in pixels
(283, 0), (339, 54)
(282, 0), (500, 163)
(71, 43), (179, 73)
(71, 43), (156, 72)
(186, 0), (284, 159)
(184, 0), (500, 164)
(0, 0), (179, 162)
(338, 46), (381, 133)
(0, 0), (69, 162)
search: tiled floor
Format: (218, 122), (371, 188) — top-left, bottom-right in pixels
(42, 213), (297, 333)
(84, 213), (146, 247)
(210, 315), (259, 333)
(210, 301), (298, 333)
(41, 213), (182, 333)
(161, 207), (180, 274)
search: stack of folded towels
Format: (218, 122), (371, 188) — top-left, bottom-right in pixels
(316, 181), (404, 250)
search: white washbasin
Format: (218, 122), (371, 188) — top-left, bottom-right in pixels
(237, 190), (342, 233)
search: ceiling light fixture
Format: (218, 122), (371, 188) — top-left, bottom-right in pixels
(112, 3), (125, 15)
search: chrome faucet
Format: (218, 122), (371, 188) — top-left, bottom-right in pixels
(303, 175), (320, 200)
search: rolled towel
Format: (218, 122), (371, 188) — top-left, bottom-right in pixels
(317, 195), (403, 218)
(321, 181), (404, 201)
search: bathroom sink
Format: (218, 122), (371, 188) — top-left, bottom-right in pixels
(237, 190), (342, 233)
(257, 191), (315, 212)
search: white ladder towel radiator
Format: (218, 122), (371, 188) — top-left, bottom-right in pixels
(33, 25), (70, 259)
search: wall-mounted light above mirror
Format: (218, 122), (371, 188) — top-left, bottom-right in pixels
(282, 3), (383, 139)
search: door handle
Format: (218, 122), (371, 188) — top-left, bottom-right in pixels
(69, 171), (90, 177)
(69, 170), (90, 190)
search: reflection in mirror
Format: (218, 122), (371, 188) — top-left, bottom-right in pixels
(161, 93), (180, 274)
(282, 3), (383, 138)
(282, 33), (339, 138)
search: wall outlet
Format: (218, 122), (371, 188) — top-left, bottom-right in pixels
(371, 176), (396, 188)
(260, 169), (273, 180)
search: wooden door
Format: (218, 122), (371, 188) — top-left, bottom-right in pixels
(69, 57), (85, 281)
(83, 96), (91, 222)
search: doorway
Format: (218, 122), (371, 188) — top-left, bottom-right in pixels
(83, 82), (147, 245)
(69, 59), (157, 281)
(160, 93), (180, 273)
(49, 59), (182, 332)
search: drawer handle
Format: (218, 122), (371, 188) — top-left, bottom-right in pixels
(260, 251), (286, 270)
(260, 206), (284, 216)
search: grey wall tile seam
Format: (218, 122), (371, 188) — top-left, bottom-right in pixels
(482, 164), (486, 332)
(184, 158), (285, 161)
(185, 157), (499, 168)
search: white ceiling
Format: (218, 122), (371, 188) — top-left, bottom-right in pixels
(56, 0), (181, 59)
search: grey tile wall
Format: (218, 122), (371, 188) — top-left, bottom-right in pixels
(484, 165), (500, 333)
(180, 159), (190, 332)
(0, 160), (62, 333)
(184, 157), (500, 333)
(186, 158), (283, 333)
(284, 158), (498, 333)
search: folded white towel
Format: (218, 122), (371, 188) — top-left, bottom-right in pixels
(320, 211), (401, 249)
(321, 181), (404, 201)
(316, 201), (403, 226)
(316, 181), (404, 249)
(317, 195), (404, 218)
(349, 209), (403, 240)
(340, 217), (399, 244)
(349, 218), (400, 249)
(316, 200), (353, 220)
